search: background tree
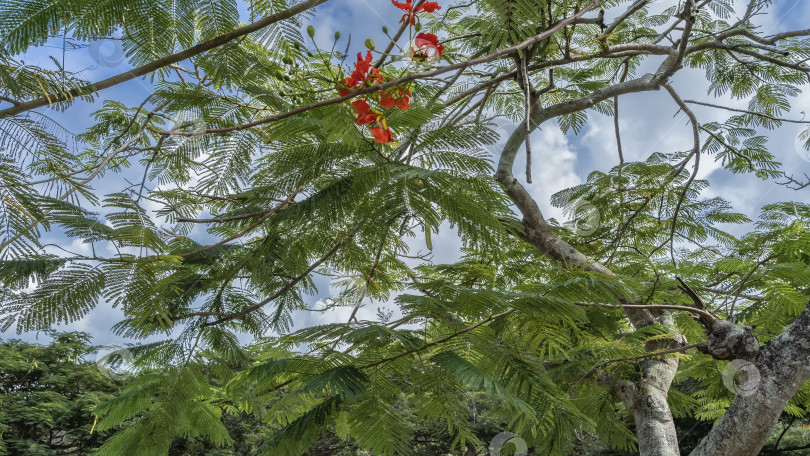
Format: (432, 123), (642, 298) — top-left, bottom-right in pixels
(0, 333), (534, 456)
(0, 332), (123, 455)
(3, 334), (810, 455)
(1, 0), (810, 455)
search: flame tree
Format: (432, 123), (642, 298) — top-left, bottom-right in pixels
(2, 0), (810, 454)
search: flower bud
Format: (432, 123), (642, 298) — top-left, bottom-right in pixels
(382, 26), (388, 34)
(307, 25), (315, 38)
(334, 31), (341, 40)
(364, 38), (375, 50)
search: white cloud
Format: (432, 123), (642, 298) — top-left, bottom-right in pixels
(523, 125), (583, 221)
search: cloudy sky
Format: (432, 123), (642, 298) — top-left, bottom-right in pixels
(4, 0), (809, 348)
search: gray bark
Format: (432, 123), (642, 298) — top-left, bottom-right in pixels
(634, 358), (680, 456)
(690, 302), (810, 456)
(609, 313), (684, 456)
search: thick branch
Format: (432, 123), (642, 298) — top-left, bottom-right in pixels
(691, 301), (810, 456)
(0, 0), (330, 119)
(490, 27), (697, 455)
(493, 72), (669, 328)
(575, 301), (717, 323)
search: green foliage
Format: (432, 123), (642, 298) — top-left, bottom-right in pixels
(0, 332), (125, 455)
(2, 0), (810, 454)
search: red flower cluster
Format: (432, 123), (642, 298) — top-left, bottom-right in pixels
(338, 51), (411, 143)
(334, 1), (442, 144)
(410, 32), (445, 62)
(338, 51), (382, 96)
(392, 0), (441, 26)
(380, 86), (410, 110)
(351, 100), (393, 143)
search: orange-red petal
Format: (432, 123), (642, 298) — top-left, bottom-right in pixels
(370, 126), (394, 143)
(351, 99), (370, 113)
(413, 32), (444, 58)
(396, 96), (410, 110)
(391, 0), (411, 11)
(379, 93), (397, 109)
(356, 113), (377, 125)
(417, 1), (440, 12)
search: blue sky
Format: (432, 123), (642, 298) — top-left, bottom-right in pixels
(3, 0), (810, 347)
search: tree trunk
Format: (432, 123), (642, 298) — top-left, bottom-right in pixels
(633, 358), (681, 456)
(691, 302), (810, 456)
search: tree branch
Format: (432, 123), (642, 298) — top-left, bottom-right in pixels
(574, 301), (717, 323)
(177, 185), (303, 258)
(684, 99), (810, 124)
(579, 341), (709, 382)
(149, 1), (602, 136)
(197, 223), (363, 326)
(659, 82), (701, 265)
(0, 0), (331, 119)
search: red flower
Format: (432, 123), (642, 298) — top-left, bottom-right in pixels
(392, 0), (441, 26)
(338, 51), (384, 95)
(350, 51), (373, 83)
(415, 33), (444, 54)
(352, 100), (394, 143)
(379, 87), (411, 110)
(336, 45), (413, 144)
(397, 97), (410, 110)
(351, 99), (378, 125)
(370, 125), (394, 143)
(379, 94), (397, 109)
(411, 32), (444, 63)
(352, 99), (369, 112)
(420, 2), (440, 12)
